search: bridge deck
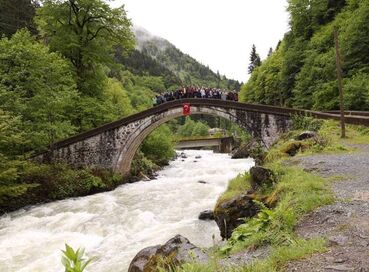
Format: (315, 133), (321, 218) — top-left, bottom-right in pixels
(48, 99), (369, 151)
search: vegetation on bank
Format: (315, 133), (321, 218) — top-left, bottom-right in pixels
(167, 117), (369, 271)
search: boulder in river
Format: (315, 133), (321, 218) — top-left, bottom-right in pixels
(197, 180), (207, 184)
(128, 235), (208, 272)
(198, 210), (215, 220)
(195, 155), (202, 159)
(214, 194), (259, 239)
(249, 166), (276, 191)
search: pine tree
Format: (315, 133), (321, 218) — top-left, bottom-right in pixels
(248, 44), (261, 74)
(268, 47), (273, 57)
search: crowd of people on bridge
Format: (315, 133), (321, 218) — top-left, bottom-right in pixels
(153, 86), (239, 106)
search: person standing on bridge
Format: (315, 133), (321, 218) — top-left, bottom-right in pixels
(200, 87), (206, 98)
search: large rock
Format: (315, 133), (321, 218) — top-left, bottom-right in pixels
(296, 131), (317, 141)
(198, 210), (215, 220)
(231, 143), (252, 159)
(232, 141), (266, 165)
(128, 235), (208, 272)
(214, 194), (259, 239)
(249, 166), (276, 190)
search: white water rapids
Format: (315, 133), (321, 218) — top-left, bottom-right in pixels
(0, 150), (254, 272)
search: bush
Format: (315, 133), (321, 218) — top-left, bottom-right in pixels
(141, 125), (175, 166)
(291, 114), (323, 131)
(20, 163), (117, 200)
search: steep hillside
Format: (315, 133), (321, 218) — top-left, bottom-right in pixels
(241, 0), (369, 111)
(119, 26), (241, 91)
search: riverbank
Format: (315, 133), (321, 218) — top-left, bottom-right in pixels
(152, 119), (369, 271)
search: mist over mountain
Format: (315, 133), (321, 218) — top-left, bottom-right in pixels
(118, 26), (241, 91)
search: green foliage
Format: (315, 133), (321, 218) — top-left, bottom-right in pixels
(0, 30), (78, 151)
(291, 114), (323, 131)
(241, 0), (369, 111)
(217, 173), (251, 203)
(219, 163), (333, 255)
(61, 244), (94, 272)
(173, 238), (326, 272)
(137, 38), (241, 90)
(130, 150), (158, 177)
(192, 122), (210, 137)
(22, 164), (106, 199)
(248, 44), (261, 74)
(221, 201), (276, 255)
(177, 117), (211, 138)
(36, 0), (135, 96)
(0, 0), (39, 37)
(0, 183), (39, 205)
(141, 125), (175, 166)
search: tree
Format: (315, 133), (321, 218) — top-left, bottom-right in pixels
(141, 125), (175, 166)
(0, 0), (39, 37)
(0, 30), (78, 151)
(248, 44), (261, 74)
(36, 0), (135, 96)
(267, 47), (273, 57)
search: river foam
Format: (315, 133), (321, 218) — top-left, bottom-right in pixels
(0, 150), (254, 272)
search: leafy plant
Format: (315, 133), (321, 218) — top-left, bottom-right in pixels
(291, 114), (323, 131)
(220, 201), (275, 254)
(61, 244), (94, 272)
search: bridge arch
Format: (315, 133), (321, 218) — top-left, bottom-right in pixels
(115, 105), (264, 175)
(36, 99), (368, 176)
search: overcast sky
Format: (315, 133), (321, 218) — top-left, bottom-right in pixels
(111, 0), (290, 83)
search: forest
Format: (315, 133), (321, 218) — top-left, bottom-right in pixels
(0, 0), (239, 211)
(241, 0), (369, 111)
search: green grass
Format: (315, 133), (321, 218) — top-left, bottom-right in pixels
(216, 172), (251, 204)
(220, 163), (333, 255)
(172, 238), (326, 272)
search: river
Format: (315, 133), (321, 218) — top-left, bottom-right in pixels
(0, 150), (254, 272)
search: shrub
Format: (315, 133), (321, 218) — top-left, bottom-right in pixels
(291, 114), (323, 131)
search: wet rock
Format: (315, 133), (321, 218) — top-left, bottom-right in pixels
(250, 166), (276, 190)
(283, 141), (304, 156)
(128, 235), (208, 272)
(195, 155), (202, 159)
(296, 131), (317, 141)
(128, 245), (161, 272)
(231, 141), (266, 165)
(198, 210), (215, 220)
(214, 194), (259, 239)
(197, 180), (207, 184)
(231, 142), (253, 159)
(179, 152), (187, 159)
(193, 160), (198, 163)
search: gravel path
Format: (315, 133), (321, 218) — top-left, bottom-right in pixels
(285, 144), (369, 272)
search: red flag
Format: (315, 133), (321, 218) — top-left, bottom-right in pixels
(183, 103), (191, 116)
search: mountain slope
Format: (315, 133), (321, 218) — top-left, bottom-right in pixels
(119, 26), (241, 91)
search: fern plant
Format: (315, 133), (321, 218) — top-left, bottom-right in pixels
(220, 200), (275, 254)
(61, 244), (94, 272)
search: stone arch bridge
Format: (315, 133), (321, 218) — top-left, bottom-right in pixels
(36, 99), (369, 175)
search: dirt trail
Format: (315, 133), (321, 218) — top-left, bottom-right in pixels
(286, 144), (369, 272)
